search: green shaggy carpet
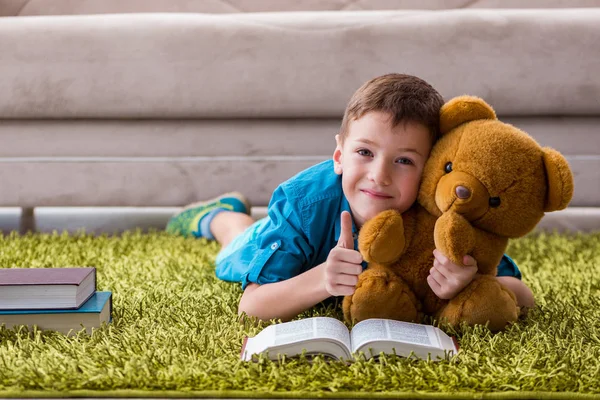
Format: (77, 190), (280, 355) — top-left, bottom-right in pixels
(0, 230), (599, 399)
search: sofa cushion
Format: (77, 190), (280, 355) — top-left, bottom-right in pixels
(0, 118), (596, 208)
(1, 9), (599, 119)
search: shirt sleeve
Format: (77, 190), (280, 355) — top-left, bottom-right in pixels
(239, 184), (313, 289)
(496, 254), (522, 280)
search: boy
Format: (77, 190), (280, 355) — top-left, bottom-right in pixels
(166, 74), (534, 322)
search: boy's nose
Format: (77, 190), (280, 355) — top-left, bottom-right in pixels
(371, 164), (391, 186)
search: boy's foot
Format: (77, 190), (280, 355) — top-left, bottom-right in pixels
(166, 192), (251, 238)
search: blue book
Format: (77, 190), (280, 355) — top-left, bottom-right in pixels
(0, 291), (112, 335)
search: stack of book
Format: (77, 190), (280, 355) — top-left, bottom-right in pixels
(0, 267), (112, 335)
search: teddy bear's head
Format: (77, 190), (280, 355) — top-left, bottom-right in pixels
(418, 96), (574, 238)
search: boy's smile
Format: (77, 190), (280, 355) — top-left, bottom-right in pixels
(361, 188), (393, 199)
(333, 111), (432, 229)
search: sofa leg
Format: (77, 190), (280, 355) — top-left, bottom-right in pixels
(20, 207), (36, 234)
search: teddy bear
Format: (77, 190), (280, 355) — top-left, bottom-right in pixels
(342, 95), (574, 331)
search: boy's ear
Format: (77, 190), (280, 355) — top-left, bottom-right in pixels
(333, 134), (343, 175)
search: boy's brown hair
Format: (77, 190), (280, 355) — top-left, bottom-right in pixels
(339, 73), (444, 144)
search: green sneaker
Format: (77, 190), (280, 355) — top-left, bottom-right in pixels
(166, 192), (251, 238)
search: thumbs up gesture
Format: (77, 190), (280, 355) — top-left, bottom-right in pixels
(324, 211), (364, 296)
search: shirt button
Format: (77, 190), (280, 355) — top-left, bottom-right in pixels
(270, 242), (279, 250)
(352, 233), (358, 240)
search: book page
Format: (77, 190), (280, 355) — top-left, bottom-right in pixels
(350, 319), (440, 353)
(313, 317), (351, 350)
(242, 317), (351, 361)
(242, 324), (277, 361)
(273, 317), (350, 349)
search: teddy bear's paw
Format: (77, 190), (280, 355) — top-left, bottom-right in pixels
(434, 212), (475, 265)
(436, 275), (518, 331)
(358, 210), (406, 264)
(343, 269), (420, 324)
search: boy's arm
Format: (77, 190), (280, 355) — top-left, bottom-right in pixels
(428, 250), (478, 300)
(239, 211), (363, 322)
(238, 262), (330, 322)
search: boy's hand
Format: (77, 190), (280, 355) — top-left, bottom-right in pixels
(324, 211), (363, 296)
(427, 249), (478, 300)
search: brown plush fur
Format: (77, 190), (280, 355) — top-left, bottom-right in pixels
(343, 96), (574, 331)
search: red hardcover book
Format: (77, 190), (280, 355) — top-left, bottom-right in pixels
(0, 267), (96, 310)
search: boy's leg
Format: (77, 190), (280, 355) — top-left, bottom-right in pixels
(210, 211), (255, 248)
(166, 192), (252, 243)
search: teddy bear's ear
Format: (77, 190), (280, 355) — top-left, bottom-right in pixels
(542, 147), (574, 212)
(440, 96), (497, 134)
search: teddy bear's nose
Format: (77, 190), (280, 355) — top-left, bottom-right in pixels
(456, 185), (471, 199)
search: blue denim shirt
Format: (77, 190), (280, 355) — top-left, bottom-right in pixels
(215, 160), (521, 289)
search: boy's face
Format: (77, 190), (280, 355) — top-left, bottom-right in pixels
(333, 111), (432, 229)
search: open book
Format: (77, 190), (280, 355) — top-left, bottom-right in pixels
(241, 317), (458, 362)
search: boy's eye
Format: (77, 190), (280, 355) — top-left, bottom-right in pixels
(357, 149), (372, 157)
(396, 158), (414, 165)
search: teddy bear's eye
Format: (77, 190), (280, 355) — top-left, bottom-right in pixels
(444, 162), (453, 173)
(489, 197), (501, 208)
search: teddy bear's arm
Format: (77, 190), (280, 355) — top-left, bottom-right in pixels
(435, 211), (509, 273)
(358, 209), (408, 265)
(471, 228), (509, 275)
(434, 211), (475, 265)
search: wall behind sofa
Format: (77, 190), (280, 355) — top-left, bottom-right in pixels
(3, 0), (600, 16)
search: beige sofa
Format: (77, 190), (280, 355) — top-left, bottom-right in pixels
(1, 1), (599, 233)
